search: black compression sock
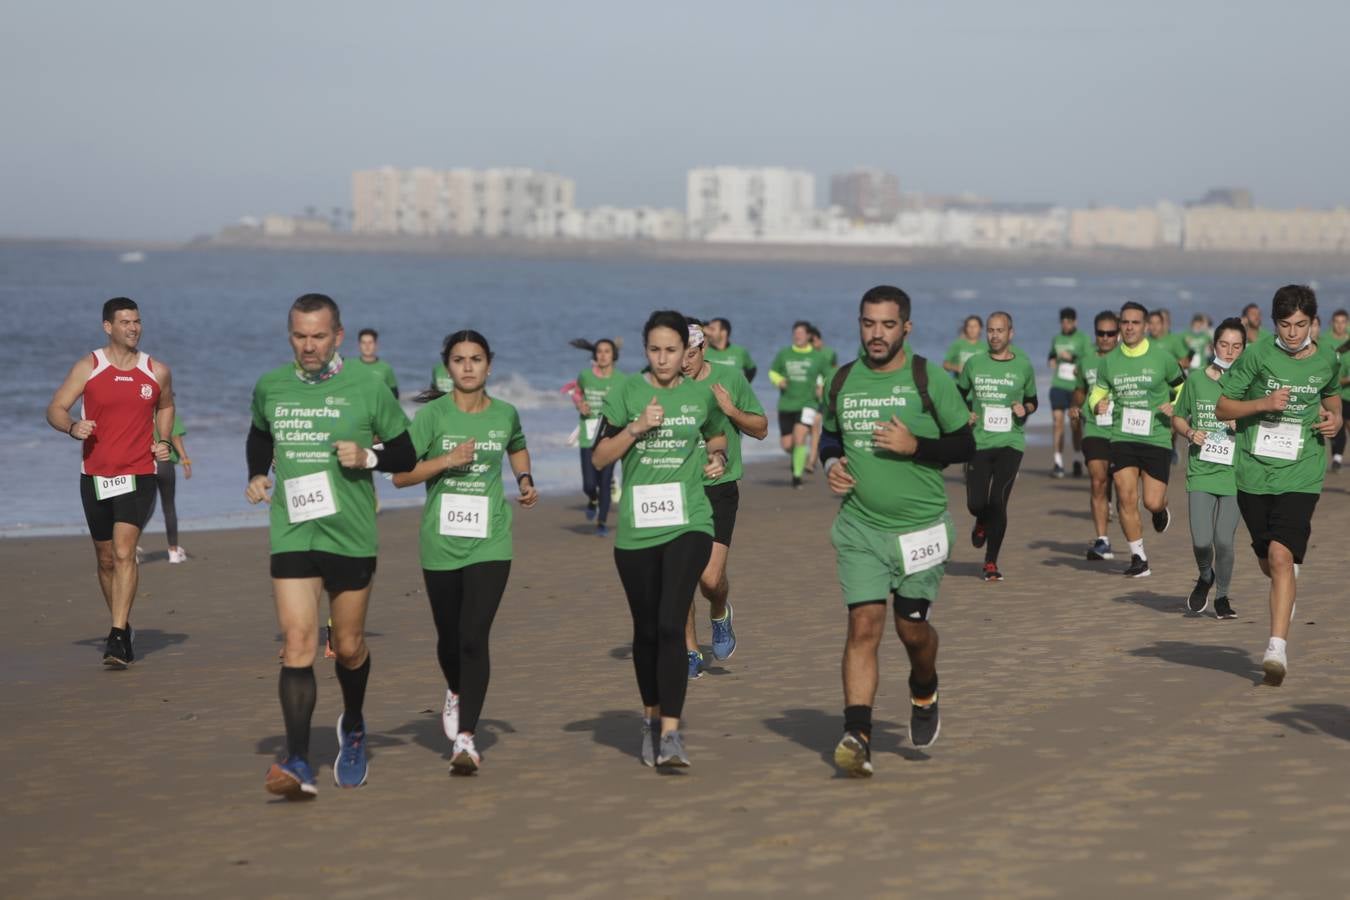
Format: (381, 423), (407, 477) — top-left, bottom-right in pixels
(844, 705), (873, 739)
(335, 653), (371, 733)
(278, 665), (317, 760)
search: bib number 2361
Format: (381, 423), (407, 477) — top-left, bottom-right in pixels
(633, 483), (687, 528)
(898, 522), (949, 575)
(284, 471), (338, 523)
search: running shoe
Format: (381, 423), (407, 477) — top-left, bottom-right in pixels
(442, 689), (460, 742)
(1152, 507), (1171, 533)
(1262, 643), (1288, 686)
(656, 730), (690, 768)
(135, 545), (145, 564)
(1333, 456), (1343, 474)
(981, 562), (1003, 582)
(126, 623), (135, 660)
(1051, 464), (1065, 479)
(1086, 538), (1115, 561)
(687, 650), (704, 679)
(909, 695), (941, 749)
(168, 546), (187, 564)
(710, 602), (737, 660)
(1188, 571), (1215, 614)
(1214, 596), (1237, 620)
(450, 733), (480, 775)
(833, 730), (873, 778)
(1123, 554), (1151, 578)
(595, 523), (609, 538)
(792, 476), (803, 490)
(265, 755), (318, 800)
(971, 522), (987, 549)
(585, 499), (598, 522)
(333, 714), (369, 788)
(103, 628), (131, 668)
(1072, 460), (1083, 479)
(640, 718), (657, 767)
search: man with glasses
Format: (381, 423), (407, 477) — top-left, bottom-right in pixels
(1072, 310), (1120, 562)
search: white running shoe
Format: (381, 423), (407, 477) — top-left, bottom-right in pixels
(450, 733), (480, 775)
(1262, 642), (1288, 686)
(168, 546), (187, 564)
(442, 690), (460, 741)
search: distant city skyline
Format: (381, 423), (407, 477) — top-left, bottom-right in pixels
(3, 1), (1349, 240)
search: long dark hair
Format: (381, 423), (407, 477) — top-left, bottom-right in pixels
(643, 310), (689, 347)
(568, 337), (619, 362)
(415, 330), (493, 402)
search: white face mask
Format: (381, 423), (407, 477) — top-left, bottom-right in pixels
(1211, 355), (1235, 370)
(1275, 333), (1312, 353)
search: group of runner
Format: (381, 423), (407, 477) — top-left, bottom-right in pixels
(47, 283), (1347, 791)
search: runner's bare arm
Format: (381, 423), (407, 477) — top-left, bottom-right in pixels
(46, 356), (96, 437)
(153, 361), (175, 462)
(508, 448), (538, 507)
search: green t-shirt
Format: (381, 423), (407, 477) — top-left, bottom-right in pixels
(1094, 339), (1185, 448)
(1182, 331), (1212, 370)
(408, 395), (527, 570)
(943, 338), (983, 376)
(957, 352), (1038, 451)
(576, 368), (624, 449)
(1339, 351), (1350, 402)
(600, 374), (728, 550)
(1076, 352), (1113, 441)
(250, 361), (411, 557)
(360, 358), (399, 396)
(1175, 370), (1236, 496)
(770, 345), (828, 412)
(824, 358), (970, 534)
(431, 362), (454, 393)
(1161, 332), (1191, 367)
(1047, 330), (1093, 391)
(704, 343), (756, 379)
(1220, 336), (1339, 495)
(696, 364), (764, 485)
(153, 414), (188, 465)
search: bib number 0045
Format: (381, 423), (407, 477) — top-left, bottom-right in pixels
(283, 471), (338, 523)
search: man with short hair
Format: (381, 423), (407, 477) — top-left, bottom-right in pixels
(1072, 310), (1120, 561)
(247, 293), (416, 799)
(821, 285), (975, 776)
(769, 321), (829, 488)
(46, 298), (175, 668)
(1046, 307), (1091, 478)
(1242, 303), (1269, 346)
(357, 328), (399, 398)
(702, 317), (757, 383)
(1089, 301), (1186, 578)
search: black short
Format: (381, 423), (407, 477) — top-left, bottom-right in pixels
(1049, 386), (1075, 411)
(705, 481), (740, 547)
(271, 551), (377, 594)
(1082, 437), (1111, 462)
(80, 474), (158, 542)
(778, 410), (802, 436)
(1108, 441), (1171, 483)
(1236, 491), (1320, 564)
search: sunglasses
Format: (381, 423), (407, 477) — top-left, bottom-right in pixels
(1096, 329), (1119, 337)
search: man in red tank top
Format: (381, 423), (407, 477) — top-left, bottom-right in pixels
(46, 298), (175, 668)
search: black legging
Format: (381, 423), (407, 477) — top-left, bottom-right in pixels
(614, 531), (712, 720)
(423, 561), (511, 735)
(580, 446), (615, 524)
(1334, 423), (1347, 457)
(966, 447), (1023, 564)
(141, 462), (179, 545)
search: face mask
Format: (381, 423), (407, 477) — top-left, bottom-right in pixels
(1211, 355), (1234, 371)
(1275, 334), (1312, 353)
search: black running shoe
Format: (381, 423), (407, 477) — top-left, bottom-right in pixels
(1123, 554), (1151, 578)
(1152, 507), (1171, 533)
(981, 562), (1003, 582)
(1072, 460), (1083, 478)
(971, 522), (987, 549)
(1213, 596), (1237, 619)
(792, 476), (803, 490)
(909, 696), (940, 749)
(1188, 571), (1215, 614)
(103, 628), (131, 668)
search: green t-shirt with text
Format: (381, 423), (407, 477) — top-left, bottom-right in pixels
(697, 365), (764, 485)
(958, 352), (1038, 451)
(1175, 370), (1236, 496)
(704, 343), (756, 379)
(770, 345), (828, 412)
(1075, 352), (1113, 441)
(943, 338), (983, 376)
(576, 368), (624, 449)
(1094, 339), (1184, 448)
(250, 361), (411, 557)
(408, 395), (527, 570)
(1048, 330), (1093, 391)
(601, 375), (728, 550)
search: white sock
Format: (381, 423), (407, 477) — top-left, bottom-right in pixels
(1266, 636), (1287, 656)
(1129, 539), (1146, 559)
(1097, 535), (1109, 544)
(1335, 453), (1344, 463)
(1054, 451), (1064, 467)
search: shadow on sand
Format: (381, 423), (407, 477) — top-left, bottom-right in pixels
(1129, 640), (1263, 684)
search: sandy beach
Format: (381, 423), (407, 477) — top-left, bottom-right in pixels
(5, 454), (1350, 898)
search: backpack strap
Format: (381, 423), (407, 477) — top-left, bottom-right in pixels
(826, 360), (856, 425)
(911, 353), (936, 418)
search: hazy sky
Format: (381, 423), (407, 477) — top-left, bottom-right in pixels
(3, 0), (1347, 240)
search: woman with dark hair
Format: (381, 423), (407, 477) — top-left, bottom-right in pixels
(1172, 318), (1247, 619)
(942, 315), (984, 377)
(570, 337), (624, 536)
(591, 311), (729, 768)
(394, 330), (538, 774)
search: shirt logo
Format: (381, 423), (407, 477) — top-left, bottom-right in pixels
(139, 384), (153, 400)
(681, 405), (696, 413)
(324, 396), (350, 407)
(489, 430), (505, 439)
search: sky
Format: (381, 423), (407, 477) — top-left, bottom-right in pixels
(2, 0), (1348, 240)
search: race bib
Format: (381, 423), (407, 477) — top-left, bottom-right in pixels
(93, 474), (136, 500)
(583, 418), (600, 442)
(800, 407), (819, 427)
(1121, 407), (1152, 437)
(1197, 433), (1234, 466)
(898, 522), (949, 575)
(284, 471), (337, 523)
(1254, 420), (1302, 461)
(438, 493), (489, 538)
(1095, 400), (1114, 428)
(632, 483), (686, 529)
(982, 406), (1013, 433)
(1057, 361), (1077, 381)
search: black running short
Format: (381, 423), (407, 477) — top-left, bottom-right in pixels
(271, 551), (377, 594)
(1108, 441), (1171, 483)
(778, 410), (804, 436)
(80, 474), (158, 542)
(1049, 386), (1075, 411)
(1236, 491), (1319, 564)
(705, 481), (740, 547)
(1082, 437), (1111, 463)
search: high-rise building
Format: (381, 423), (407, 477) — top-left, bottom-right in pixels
(686, 167), (815, 240)
(351, 166), (575, 237)
(829, 168), (901, 222)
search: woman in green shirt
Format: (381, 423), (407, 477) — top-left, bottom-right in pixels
(394, 330), (538, 775)
(1171, 318), (1246, 620)
(592, 310), (729, 769)
(570, 337), (622, 536)
(942, 315), (984, 377)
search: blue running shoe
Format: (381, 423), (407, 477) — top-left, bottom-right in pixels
(710, 601), (737, 661)
(334, 714), (369, 788)
(595, 523), (609, 538)
(687, 649), (704, 680)
(585, 499), (598, 522)
(265, 755), (317, 800)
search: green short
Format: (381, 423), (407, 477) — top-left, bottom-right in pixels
(831, 511), (954, 607)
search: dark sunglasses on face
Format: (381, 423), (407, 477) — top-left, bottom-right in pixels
(1096, 329), (1119, 337)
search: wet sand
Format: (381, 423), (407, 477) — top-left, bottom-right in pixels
(5, 455), (1350, 898)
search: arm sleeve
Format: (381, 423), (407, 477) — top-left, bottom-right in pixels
(373, 430), (416, 473)
(914, 424), (975, 465)
(1175, 380), (1191, 419)
(246, 424), (274, 480)
(819, 426), (844, 464)
(507, 408), (528, 452)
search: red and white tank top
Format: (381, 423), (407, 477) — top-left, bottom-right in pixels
(81, 349), (160, 476)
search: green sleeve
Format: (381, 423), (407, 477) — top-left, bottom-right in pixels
(507, 407), (528, 452)
(769, 349), (786, 378)
(733, 371), (764, 416)
(943, 340), (959, 366)
(1046, 339), (1058, 363)
(1174, 378), (1192, 420)
(384, 364), (399, 394)
(702, 402), (729, 440)
(409, 404), (436, 459)
(250, 379), (269, 431)
(374, 379), (411, 440)
(739, 346), (756, 373)
(1219, 345), (1258, 400)
(600, 380), (628, 428)
(930, 366), (973, 432)
(956, 362), (972, 394)
(172, 415), (187, 437)
(1079, 332), (1094, 361)
(1074, 363), (1088, 392)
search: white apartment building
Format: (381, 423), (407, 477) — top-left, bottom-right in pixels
(352, 166), (575, 237)
(532, 207), (686, 241)
(1068, 203), (1184, 250)
(686, 167), (816, 241)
